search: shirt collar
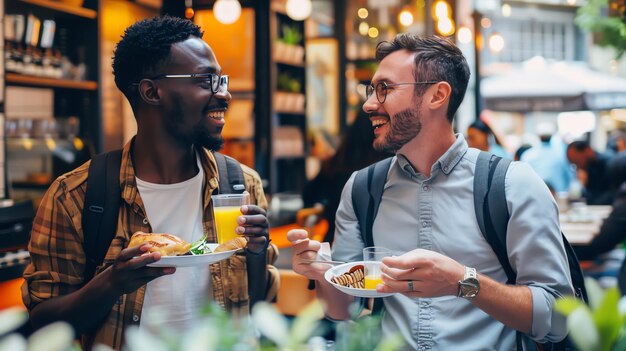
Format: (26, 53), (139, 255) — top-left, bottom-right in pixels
(396, 133), (468, 178)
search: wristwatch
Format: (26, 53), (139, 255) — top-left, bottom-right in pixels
(458, 266), (480, 299)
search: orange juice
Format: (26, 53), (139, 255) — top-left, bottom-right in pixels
(214, 206), (241, 244)
(364, 275), (383, 290)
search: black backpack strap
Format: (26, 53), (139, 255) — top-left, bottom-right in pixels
(352, 157), (393, 316)
(352, 157), (393, 247)
(82, 149), (123, 284)
(212, 151), (268, 307)
(213, 151), (246, 194)
(474, 151), (516, 284)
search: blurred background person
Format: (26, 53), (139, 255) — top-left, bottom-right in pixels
(514, 144), (532, 162)
(566, 140), (613, 205)
(606, 130), (626, 158)
(521, 122), (573, 193)
(466, 119), (510, 158)
(303, 110), (391, 243)
(572, 156), (626, 293)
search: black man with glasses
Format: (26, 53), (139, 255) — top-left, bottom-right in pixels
(289, 34), (573, 350)
(23, 16), (278, 350)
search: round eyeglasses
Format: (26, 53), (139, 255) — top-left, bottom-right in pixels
(366, 81), (438, 104)
(144, 73), (229, 94)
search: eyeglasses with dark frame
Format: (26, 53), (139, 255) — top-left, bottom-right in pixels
(366, 81), (438, 104)
(141, 73), (229, 94)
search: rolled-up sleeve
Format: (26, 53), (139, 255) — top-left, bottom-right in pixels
(505, 162), (574, 342)
(22, 179), (85, 309)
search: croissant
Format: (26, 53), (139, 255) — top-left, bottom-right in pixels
(128, 231), (192, 256)
(214, 236), (247, 253)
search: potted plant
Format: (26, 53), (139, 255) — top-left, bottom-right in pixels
(555, 278), (626, 351)
(0, 301), (404, 351)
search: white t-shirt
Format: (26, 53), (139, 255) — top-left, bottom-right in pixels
(136, 157), (211, 332)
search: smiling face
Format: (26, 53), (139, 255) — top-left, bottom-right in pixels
(154, 37), (231, 151)
(362, 50), (426, 154)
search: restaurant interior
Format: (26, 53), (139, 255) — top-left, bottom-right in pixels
(1, 0), (626, 346)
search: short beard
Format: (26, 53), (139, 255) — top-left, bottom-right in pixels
(194, 130), (224, 151)
(374, 105), (422, 154)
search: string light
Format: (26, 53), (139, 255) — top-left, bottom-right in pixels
(358, 8), (369, 19)
(457, 26), (472, 44)
(286, 0), (312, 21)
(399, 10), (414, 27)
(214, 0), (241, 25)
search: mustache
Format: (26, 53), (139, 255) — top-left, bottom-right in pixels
(206, 101), (229, 111)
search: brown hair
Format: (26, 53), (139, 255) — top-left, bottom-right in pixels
(375, 34), (470, 122)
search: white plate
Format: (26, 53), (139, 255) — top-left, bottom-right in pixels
(324, 261), (395, 298)
(147, 244), (239, 267)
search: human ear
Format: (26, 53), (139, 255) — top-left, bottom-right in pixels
(428, 81), (452, 110)
(137, 79), (160, 105)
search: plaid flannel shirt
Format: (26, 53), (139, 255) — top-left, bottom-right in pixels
(22, 141), (279, 350)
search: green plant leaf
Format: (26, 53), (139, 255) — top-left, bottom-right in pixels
(576, 0), (626, 59)
(289, 300), (324, 346)
(567, 306), (600, 351)
(28, 322), (76, 351)
(555, 296), (584, 316)
(611, 333), (626, 351)
(0, 334), (27, 351)
(586, 277), (605, 310)
(374, 334), (405, 351)
(251, 302), (289, 347)
(594, 287), (623, 351)
(0, 308), (28, 336)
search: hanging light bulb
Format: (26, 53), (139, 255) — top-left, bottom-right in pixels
(286, 0), (312, 21)
(398, 10), (414, 27)
(214, 0), (241, 25)
(185, 0), (194, 19)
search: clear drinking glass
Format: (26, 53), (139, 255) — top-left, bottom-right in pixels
(362, 246), (392, 290)
(211, 193), (250, 244)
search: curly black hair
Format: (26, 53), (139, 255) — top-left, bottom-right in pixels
(112, 15), (203, 102)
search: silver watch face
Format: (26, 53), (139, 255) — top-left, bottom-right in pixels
(459, 278), (480, 299)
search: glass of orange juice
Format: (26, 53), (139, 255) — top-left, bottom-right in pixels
(363, 247), (392, 290)
(211, 193), (250, 244)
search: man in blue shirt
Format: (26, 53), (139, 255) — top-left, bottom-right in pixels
(521, 123), (573, 193)
(288, 34), (573, 350)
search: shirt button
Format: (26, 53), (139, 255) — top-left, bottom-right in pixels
(422, 185), (429, 191)
(422, 221), (428, 227)
(132, 314), (139, 322)
(142, 218), (149, 225)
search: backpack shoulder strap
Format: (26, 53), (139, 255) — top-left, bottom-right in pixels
(213, 151), (246, 194)
(212, 151), (267, 307)
(352, 157), (393, 247)
(82, 149), (123, 284)
(473, 151), (516, 284)
(351, 157), (393, 316)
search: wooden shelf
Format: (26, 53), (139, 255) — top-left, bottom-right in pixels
(275, 108), (305, 115)
(17, 0), (97, 19)
(6, 73), (98, 90)
(275, 59), (305, 68)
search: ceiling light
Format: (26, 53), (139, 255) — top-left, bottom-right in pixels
(399, 10), (414, 27)
(214, 0), (241, 25)
(358, 8), (369, 19)
(286, 0), (312, 21)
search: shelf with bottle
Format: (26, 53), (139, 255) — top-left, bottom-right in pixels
(4, 6), (98, 88)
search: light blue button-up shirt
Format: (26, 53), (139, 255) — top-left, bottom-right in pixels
(332, 134), (573, 350)
(521, 142), (573, 193)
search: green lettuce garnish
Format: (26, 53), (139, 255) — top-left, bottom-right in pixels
(189, 234), (212, 255)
